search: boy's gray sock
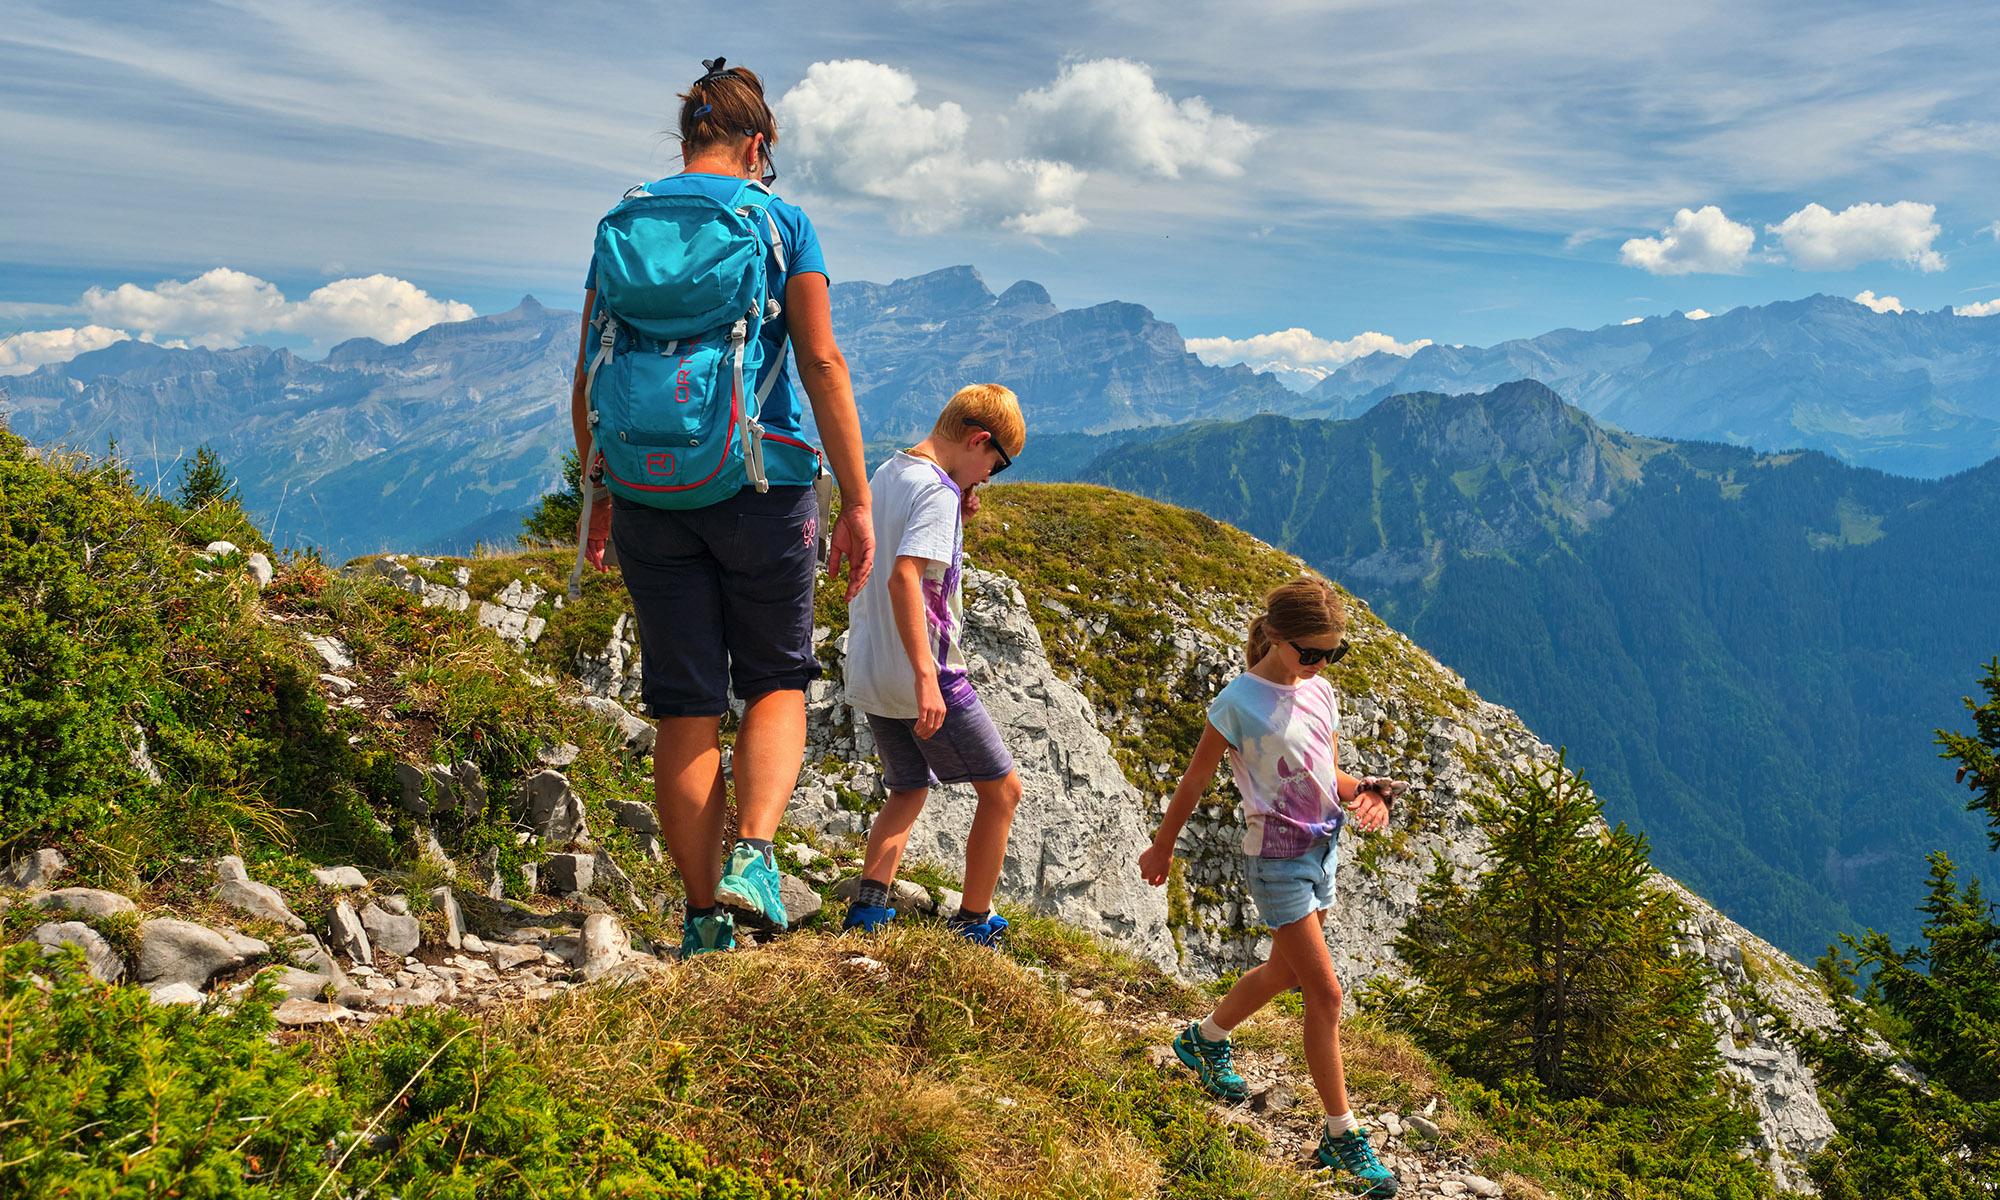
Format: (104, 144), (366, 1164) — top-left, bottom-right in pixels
(858, 878), (891, 908)
(948, 907), (990, 926)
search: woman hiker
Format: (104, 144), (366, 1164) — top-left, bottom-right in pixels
(569, 58), (875, 957)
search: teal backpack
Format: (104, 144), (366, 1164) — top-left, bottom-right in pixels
(570, 178), (819, 595)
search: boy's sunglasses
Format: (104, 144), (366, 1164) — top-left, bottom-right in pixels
(1289, 639), (1349, 666)
(963, 418), (1013, 474)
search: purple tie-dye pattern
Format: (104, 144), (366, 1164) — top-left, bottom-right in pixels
(916, 460), (977, 708)
(1211, 675), (1345, 858)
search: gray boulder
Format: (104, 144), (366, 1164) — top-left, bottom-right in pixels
(33, 921), (125, 981)
(542, 852), (593, 895)
(571, 695), (655, 756)
(137, 918), (258, 988)
(393, 762), (430, 818)
(35, 887), (137, 920)
(327, 901), (373, 963)
(245, 552), (275, 589)
(302, 633), (353, 672)
(148, 981), (206, 1005)
(1, 848), (68, 891)
(778, 874), (824, 924)
(577, 913), (630, 980)
(213, 857), (306, 931)
(360, 903), (421, 959)
(517, 770), (589, 843)
(429, 886), (465, 950)
(311, 865), (369, 889)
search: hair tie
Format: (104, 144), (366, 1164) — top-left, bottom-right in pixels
(691, 103), (712, 118)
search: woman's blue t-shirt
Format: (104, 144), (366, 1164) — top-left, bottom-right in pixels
(584, 173), (827, 455)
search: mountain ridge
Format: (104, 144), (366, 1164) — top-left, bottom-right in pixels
(1082, 380), (2000, 958)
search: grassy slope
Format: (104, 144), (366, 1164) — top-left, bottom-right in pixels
(0, 437), (1748, 1198)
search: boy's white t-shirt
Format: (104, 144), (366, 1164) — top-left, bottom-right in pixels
(844, 451), (975, 719)
(1206, 672), (1344, 858)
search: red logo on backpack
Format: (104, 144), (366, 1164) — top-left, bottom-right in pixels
(645, 452), (676, 476)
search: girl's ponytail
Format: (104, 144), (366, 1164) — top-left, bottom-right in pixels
(1245, 615), (1272, 669)
(1246, 577), (1345, 668)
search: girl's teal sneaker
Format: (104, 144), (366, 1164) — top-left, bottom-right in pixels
(680, 910), (735, 958)
(1316, 1127), (1399, 1196)
(1172, 1022), (1248, 1101)
(715, 844), (788, 931)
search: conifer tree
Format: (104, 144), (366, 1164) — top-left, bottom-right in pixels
(174, 444), (237, 511)
(522, 449), (583, 545)
(1390, 753), (1718, 1105)
(1786, 660), (2000, 1195)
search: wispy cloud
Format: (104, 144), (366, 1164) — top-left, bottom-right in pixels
(1187, 326), (1432, 379)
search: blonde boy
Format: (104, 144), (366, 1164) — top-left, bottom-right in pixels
(841, 384), (1027, 943)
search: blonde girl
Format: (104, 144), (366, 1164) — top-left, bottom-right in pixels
(1139, 576), (1403, 1196)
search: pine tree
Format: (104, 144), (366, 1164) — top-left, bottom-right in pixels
(1389, 752), (1719, 1105)
(175, 444), (237, 512)
(1785, 660), (2000, 1195)
(522, 449), (583, 545)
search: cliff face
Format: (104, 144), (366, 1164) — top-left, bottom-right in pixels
(574, 488), (1840, 1189)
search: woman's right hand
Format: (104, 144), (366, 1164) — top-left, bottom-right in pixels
(584, 492), (612, 570)
(829, 502), (875, 601)
(1138, 838), (1175, 887)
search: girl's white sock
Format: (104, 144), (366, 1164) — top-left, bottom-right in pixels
(1197, 1012), (1231, 1042)
(1325, 1111), (1360, 1136)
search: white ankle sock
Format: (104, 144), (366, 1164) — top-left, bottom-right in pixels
(1197, 1012), (1231, 1042)
(1325, 1111), (1360, 1136)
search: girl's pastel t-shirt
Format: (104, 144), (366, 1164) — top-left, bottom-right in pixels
(1207, 673), (1344, 858)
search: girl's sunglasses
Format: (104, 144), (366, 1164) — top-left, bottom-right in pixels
(1289, 639), (1349, 666)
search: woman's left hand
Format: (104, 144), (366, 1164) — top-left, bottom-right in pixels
(584, 492), (613, 570)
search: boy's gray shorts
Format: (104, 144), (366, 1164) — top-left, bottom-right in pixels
(864, 693), (1016, 791)
(1244, 837), (1337, 930)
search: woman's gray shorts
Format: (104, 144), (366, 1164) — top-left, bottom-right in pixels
(1244, 837), (1337, 930)
(609, 485), (820, 717)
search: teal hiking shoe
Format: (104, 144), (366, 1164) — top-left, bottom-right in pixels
(1316, 1127), (1399, 1197)
(1172, 1022), (1248, 1102)
(715, 844), (788, 931)
(680, 909), (735, 958)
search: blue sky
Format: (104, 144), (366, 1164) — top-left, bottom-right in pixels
(4, 0), (1998, 379)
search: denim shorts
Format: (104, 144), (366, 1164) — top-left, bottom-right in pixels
(609, 485), (821, 717)
(864, 692), (1016, 791)
(1244, 837), (1337, 930)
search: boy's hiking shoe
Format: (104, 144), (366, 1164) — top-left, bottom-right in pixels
(680, 910), (735, 958)
(1316, 1127), (1399, 1197)
(1172, 1022), (1248, 1101)
(946, 910), (1009, 946)
(841, 904), (898, 933)
(715, 845), (788, 931)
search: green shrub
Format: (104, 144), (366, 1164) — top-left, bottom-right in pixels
(0, 944), (799, 1199)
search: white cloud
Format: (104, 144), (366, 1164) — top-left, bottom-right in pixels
(76, 267), (471, 349)
(1017, 58), (1262, 180)
(1620, 316), (1646, 325)
(1684, 309), (1714, 320)
(1987, 221), (2000, 242)
(0, 325), (131, 375)
(1853, 289), (1906, 314)
(1186, 327), (1432, 380)
(1619, 206), (1755, 275)
(1955, 298), (2000, 318)
(777, 59), (1086, 237)
(1767, 201), (1945, 272)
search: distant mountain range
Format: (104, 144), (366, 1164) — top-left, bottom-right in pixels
(0, 268), (1299, 556)
(1083, 380), (2000, 958)
(1305, 296), (2000, 477)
